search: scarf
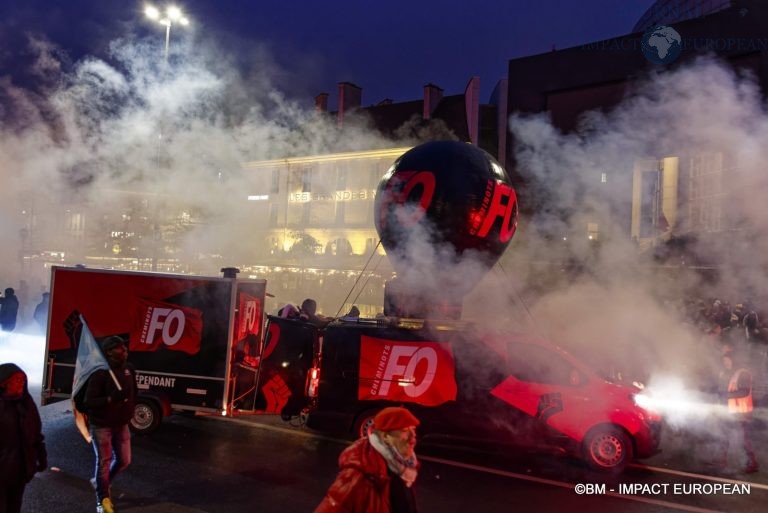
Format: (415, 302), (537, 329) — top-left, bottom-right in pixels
(368, 431), (419, 488)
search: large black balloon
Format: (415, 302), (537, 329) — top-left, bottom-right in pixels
(374, 141), (518, 270)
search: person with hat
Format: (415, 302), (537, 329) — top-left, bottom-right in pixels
(83, 336), (137, 513)
(0, 364), (47, 513)
(33, 292), (50, 332)
(314, 406), (420, 513)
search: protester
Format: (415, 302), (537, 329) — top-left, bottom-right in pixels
(340, 305), (361, 321)
(0, 288), (20, 332)
(314, 406), (420, 513)
(33, 292), (50, 331)
(0, 364), (47, 513)
(277, 303), (300, 319)
(83, 336), (137, 513)
(300, 298), (331, 328)
(712, 353), (759, 473)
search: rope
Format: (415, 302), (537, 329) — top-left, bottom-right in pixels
(334, 240), (383, 318)
(497, 261), (539, 335)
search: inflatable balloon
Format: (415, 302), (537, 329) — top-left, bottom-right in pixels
(375, 140), (518, 268)
(374, 141), (518, 318)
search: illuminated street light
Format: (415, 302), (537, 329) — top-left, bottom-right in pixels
(144, 4), (189, 61)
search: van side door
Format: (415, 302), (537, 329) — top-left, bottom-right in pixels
(491, 342), (589, 444)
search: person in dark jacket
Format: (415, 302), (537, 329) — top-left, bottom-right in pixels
(83, 336), (137, 513)
(315, 407), (420, 513)
(0, 288), (20, 332)
(300, 298), (330, 328)
(0, 363), (47, 513)
(33, 292), (50, 332)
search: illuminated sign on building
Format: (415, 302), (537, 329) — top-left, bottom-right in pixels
(289, 189), (376, 203)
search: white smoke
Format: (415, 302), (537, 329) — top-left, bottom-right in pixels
(475, 57), (768, 403)
(0, 31), (404, 316)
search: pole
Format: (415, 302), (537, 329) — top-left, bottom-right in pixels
(164, 22), (171, 62)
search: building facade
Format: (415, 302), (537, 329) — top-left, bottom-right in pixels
(504, 0), (768, 265)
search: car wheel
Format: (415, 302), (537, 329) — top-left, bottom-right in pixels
(352, 409), (379, 439)
(130, 398), (162, 435)
(583, 426), (632, 472)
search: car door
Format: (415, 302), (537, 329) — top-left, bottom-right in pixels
(490, 342), (589, 445)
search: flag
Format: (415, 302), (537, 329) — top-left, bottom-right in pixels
(71, 316), (109, 443)
(129, 298), (203, 355)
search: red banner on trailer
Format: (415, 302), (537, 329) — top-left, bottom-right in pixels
(129, 298), (203, 355)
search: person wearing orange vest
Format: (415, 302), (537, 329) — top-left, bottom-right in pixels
(715, 353), (758, 473)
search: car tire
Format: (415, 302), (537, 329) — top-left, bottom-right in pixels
(130, 397), (162, 435)
(352, 409), (379, 439)
(582, 425), (632, 472)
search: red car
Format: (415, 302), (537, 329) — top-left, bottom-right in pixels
(298, 319), (662, 472)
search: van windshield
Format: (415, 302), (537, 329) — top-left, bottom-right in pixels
(507, 342), (584, 386)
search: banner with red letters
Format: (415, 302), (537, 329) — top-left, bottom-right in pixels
(129, 298), (203, 355)
(236, 293), (262, 340)
(358, 335), (457, 406)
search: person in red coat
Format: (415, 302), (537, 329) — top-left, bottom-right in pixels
(314, 407), (420, 513)
(0, 364), (48, 513)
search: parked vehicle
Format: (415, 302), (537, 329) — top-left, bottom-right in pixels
(42, 266), (312, 433)
(275, 316), (661, 472)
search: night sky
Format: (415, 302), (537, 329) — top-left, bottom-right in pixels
(0, 0), (656, 108)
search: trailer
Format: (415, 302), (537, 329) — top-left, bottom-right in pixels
(42, 266), (312, 433)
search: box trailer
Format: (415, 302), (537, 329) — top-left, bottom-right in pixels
(42, 266), (312, 433)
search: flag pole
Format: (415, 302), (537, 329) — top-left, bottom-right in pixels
(108, 369), (123, 391)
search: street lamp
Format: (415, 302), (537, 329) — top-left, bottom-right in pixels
(144, 4), (189, 61)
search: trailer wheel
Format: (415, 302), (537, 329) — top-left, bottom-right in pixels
(130, 398), (162, 435)
(582, 425), (632, 472)
(352, 409), (379, 439)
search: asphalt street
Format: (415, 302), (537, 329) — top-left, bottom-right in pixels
(20, 400), (768, 513)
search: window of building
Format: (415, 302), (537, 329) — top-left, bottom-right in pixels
(269, 204), (278, 227)
(336, 166), (348, 189)
(302, 167), (311, 193)
(271, 169), (280, 193)
(365, 238), (380, 255)
(335, 202), (346, 224)
(587, 222), (599, 241)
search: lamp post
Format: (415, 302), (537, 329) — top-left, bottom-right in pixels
(144, 4), (189, 62)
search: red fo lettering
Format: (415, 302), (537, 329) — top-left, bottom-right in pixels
(476, 181), (517, 242)
(380, 171), (436, 228)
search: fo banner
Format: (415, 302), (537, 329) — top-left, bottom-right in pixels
(237, 293), (261, 340)
(130, 298), (203, 355)
(358, 335), (457, 406)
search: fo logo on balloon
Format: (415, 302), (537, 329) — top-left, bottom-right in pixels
(375, 141), (518, 266)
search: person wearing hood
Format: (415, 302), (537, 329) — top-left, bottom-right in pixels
(0, 363), (47, 513)
(0, 288), (20, 332)
(83, 336), (137, 513)
(314, 407), (420, 513)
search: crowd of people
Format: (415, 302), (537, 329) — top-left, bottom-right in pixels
(0, 286), (51, 334)
(670, 296), (764, 474)
(676, 297), (764, 347)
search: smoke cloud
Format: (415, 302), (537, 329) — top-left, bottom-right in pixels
(459, 58), (768, 427)
(0, 31), (404, 308)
